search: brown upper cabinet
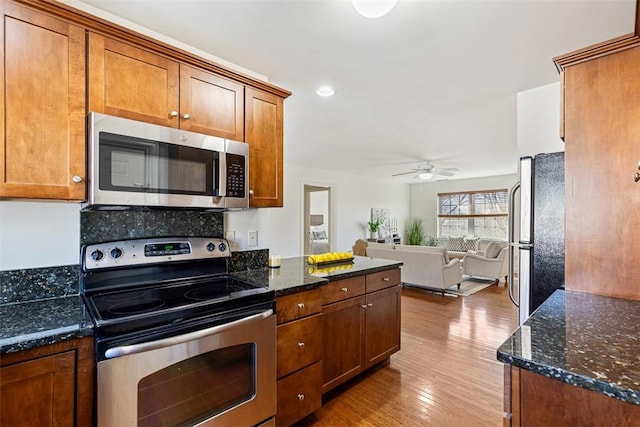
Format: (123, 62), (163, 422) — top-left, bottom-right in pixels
(1, 0), (290, 205)
(0, 1), (86, 200)
(246, 87), (284, 207)
(88, 33), (245, 141)
(555, 34), (640, 300)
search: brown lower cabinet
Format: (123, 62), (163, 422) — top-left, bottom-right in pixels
(276, 289), (323, 427)
(321, 269), (401, 394)
(504, 366), (640, 426)
(0, 336), (94, 427)
(275, 268), (401, 426)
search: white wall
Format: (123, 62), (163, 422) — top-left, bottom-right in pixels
(0, 201), (81, 270)
(409, 174), (518, 239)
(517, 82), (564, 157)
(225, 164), (410, 257)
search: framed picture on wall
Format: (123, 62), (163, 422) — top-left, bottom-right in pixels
(371, 208), (390, 237)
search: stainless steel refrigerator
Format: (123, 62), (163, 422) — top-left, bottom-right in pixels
(508, 152), (565, 325)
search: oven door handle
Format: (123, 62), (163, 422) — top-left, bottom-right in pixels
(104, 309), (273, 359)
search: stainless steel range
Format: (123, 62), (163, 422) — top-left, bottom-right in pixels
(81, 236), (276, 427)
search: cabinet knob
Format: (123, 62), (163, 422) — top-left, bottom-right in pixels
(72, 175), (83, 183)
(182, 113), (191, 120)
(361, 304), (368, 309)
(297, 342), (305, 349)
(249, 189), (254, 196)
(297, 303), (305, 310)
(341, 287), (348, 292)
(635, 172), (640, 183)
(297, 394), (305, 401)
(383, 277), (390, 282)
(170, 111), (179, 117)
(367, 303), (373, 307)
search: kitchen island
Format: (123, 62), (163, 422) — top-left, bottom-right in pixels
(498, 289), (640, 425)
(236, 255), (403, 427)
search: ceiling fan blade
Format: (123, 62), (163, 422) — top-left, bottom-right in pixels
(435, 170), (455, 176)
(391, 171), (417, 177)
(437, 167), (459, 172)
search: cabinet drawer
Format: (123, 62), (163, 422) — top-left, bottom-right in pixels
(276, 288), (321, 324)
(277, 314), (322, 378)
(276, 362), (322, 427)
(366, 268), (401, 293)
(321, 276), (365, 305)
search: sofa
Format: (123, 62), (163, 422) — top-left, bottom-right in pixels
(364, 242), (462, 295)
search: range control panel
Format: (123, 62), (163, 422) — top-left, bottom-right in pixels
(83, 237), (231, 270)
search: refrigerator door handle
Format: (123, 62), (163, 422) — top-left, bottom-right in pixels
(508, 181), (520, 307)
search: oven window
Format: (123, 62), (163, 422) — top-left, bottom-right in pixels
(99, 132), (218, 196)
(137, 343), (255, 427)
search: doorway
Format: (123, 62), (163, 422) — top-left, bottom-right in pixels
(303, 184), (331, 255)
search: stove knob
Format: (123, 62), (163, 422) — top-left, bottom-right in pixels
(90, 249), (104, 261)
(110, 247), (123, 259)
(218, 242), (227, 252)
(206, 242), (215, 252)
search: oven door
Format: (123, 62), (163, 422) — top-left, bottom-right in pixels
(96, 309), (276, 427)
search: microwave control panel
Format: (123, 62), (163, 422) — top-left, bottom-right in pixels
(226, 153), (246, 198)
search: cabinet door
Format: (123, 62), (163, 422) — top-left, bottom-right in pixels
(0, 2), (86, 200)
(365, 285), (401, 368)
(564, 46), (640, 298)
(245, 87), (284, 207)
(180, 65), (244, 140)
(1, 350), (75, 426)
(321, 295), (366, 393)
(88, 33), (180, 127)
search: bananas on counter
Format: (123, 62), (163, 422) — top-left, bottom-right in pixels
(306, 251), (353, 264)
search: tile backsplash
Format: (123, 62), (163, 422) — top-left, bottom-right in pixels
(81, 209), (224, 245)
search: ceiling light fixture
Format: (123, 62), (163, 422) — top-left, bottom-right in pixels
(316, 86), (335, 97)
(418, 172), (433, 180)
(351, 0), (398, 18)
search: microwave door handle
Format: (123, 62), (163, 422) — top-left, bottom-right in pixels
(218, 152), (226, 197)
(104, 309), (273, 359)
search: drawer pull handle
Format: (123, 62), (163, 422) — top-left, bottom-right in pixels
(367, 303), (373, 307)
(383, 277), (390, 282)
(297, 303), (305, 310)
(341, 287), (348, 292)
(635, 172), (640, 183)
(297, 342), (305, 349)
(298, 394), (305, 401)
(361, 304), (367, 309)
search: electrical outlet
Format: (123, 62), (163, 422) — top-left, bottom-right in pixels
(225, 231), (235, 248)
(248, 230), (258, 246)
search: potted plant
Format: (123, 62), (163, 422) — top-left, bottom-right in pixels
(367, 219), (381, 240)
(406, 218), (425, 245)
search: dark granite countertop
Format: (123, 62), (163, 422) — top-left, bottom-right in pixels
(232, 255), (403, 296)
(497, 289), (640, 405)
(0, 296), (94, 355)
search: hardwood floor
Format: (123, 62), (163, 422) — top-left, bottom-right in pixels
(294, 283), (518, 427)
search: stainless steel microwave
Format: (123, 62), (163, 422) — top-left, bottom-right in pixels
(87, 113), (248, 210)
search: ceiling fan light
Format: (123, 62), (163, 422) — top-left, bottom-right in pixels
(418, 172), (433, 180)
(351, 0), (398, 18)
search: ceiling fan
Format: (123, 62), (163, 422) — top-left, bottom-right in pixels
(391, 161), (458, 180)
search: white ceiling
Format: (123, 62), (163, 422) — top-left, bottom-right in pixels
(75, 0), (635, 182)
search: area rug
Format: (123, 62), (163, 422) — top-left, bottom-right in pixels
(445, 278), (496, 296)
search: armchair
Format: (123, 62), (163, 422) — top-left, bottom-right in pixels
(462, 241), (509, 285)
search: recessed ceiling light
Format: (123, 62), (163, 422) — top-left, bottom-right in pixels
(316, 86), (335, 97)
